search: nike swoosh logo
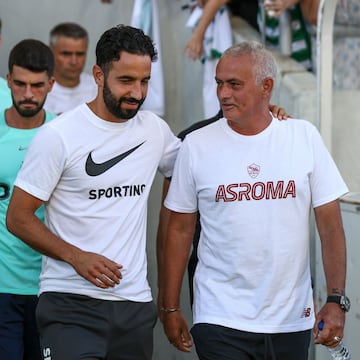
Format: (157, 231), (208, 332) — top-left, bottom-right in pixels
(85, 142), (145, 176)
(18, 146), (28, 151)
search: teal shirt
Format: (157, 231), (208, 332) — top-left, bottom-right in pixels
(0, 77), (12, 112)
(0, 110), (56, 294)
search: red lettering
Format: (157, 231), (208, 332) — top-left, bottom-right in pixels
(252, 182), (266, 200)
(266, 181), (284, 199)
(238, 183), (251, 200)
(215, 180), (296, 202)
(225, 184), (238, 201)
(283, 180), (296, 198)
(215, 185), (227, 202)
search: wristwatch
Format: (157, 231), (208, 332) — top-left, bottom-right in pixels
(326, 295), (351, 312)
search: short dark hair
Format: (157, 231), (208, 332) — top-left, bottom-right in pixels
(8, 39), (54, 78)
(95, 24), (157, 75)
(49, 22), (88, 46)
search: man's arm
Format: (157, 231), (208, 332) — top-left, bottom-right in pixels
(184, 0), (229, 60)
(313, 199), (347, 347)
(6, 186), (122, 288)
(156, 177), (172, 317)
(162, 210), (197, 352)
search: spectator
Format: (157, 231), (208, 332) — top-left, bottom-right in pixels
(184, 0), (259, 61)
(184, 0), (233, 118)
(184, 0), (261, 118)
(259, 0), (313, 70)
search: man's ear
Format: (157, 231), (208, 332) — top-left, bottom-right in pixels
(48, 76), (56, 91)
(6, 72), (11, 88)
(262, 77), (274, 97)
(93, 64), (104, 87)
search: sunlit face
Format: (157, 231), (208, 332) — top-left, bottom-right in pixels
(215, 54), (264, 123)
(51, 35), (88, 83)
(7, 65), (54, 117)
(100, 52), (151, 121)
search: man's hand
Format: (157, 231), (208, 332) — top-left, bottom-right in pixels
(314, 303), (346, 347)
(269, 103), (291, 120)
(263, 0), (300, 18)
(163, 311), (193, 352)
(71, 250), (123, 288)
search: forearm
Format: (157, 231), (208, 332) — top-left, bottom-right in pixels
(7, 186), (122, 288)
(162, 212), (196, 309)
(315, 200), (347, 295)
(194, 0), (229, 38)
(156, 178), (171, 290)
(321, 227), (346, 296)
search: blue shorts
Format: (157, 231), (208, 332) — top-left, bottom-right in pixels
(191, 323), (311, 360)
(0, 293), (41, 360)
(36, 292), (158, 360)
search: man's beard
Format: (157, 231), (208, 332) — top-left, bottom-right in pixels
(103, 80), (145, 120)
(13, 98), (45, 118)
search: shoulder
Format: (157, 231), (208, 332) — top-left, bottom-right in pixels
(0, 77), (8, 88)
(80, 72), (96, 85)
(45, 110), (57, 122)
(277, 117), (317, 131)
(178, 113), (222, 140)
(43, 105), (84, 130)
(0, 78), (12, 110)
(136, 110), (170, 128)
(187, 117), (222, 138)
(275, 118), (323, 146)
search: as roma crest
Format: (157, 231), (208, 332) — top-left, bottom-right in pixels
(247, 163), (260, 178)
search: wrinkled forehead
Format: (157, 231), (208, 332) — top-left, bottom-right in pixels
(216, 54), (254, 79)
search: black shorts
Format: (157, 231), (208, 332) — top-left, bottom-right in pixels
(191, 323), (311, 360)
(36, 292), (157, 360)
(0, 293), (41, 360)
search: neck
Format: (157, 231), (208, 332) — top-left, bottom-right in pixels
(5, 107), (46, 129)
(54, 71), (80, 88)
(227, 112), (272, 135)
(87, 99), (128, 124)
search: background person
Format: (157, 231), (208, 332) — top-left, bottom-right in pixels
(44, 22), (97, 115)
(0, 38), (55, 360)
(259, 0), (313, 70)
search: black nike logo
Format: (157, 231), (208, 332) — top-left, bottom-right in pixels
(85, 142), (145, 176)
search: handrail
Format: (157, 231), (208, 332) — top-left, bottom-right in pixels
(279, 10), (292, 56)
(316, 0), (338, 152)
(334, 24), (360, 38)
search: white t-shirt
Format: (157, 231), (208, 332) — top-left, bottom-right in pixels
(15, 104), (181, 301)
(44, 72), (97, 115)
(165, 117), (348, 333)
